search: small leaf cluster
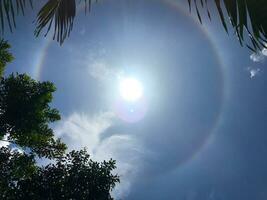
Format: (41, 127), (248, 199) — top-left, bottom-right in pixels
(0, 39), (13, 76)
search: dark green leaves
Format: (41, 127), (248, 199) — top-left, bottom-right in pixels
(0, 39), (13, 76)
(0, 147), (37, 199)
(0, 73), (66, 158)
(0, 148), (119, 200)
(0, 41), (119, 199)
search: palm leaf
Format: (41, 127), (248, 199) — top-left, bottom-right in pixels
(34, 0), (95, 45)
(0, 0), (32, 34)
(1, 0), (266, 51)
(188, 0), (267, 51)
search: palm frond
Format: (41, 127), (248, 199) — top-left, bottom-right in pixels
(188, 0), (267, 51)
(0, 0), (32, 34)
(34, 0), (95, 45)
(1, 0), (266, 51)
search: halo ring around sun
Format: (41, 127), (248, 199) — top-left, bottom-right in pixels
(33, 0), (226, 170)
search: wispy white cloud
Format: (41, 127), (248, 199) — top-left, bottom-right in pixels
(248, 47), (266, 78)
(262, 48), (267, 56)
(88, 61), (121, 83)
(250, 47), (267, 62)
(250, 52), (265, 62)
(55, 112), (114, 153)
(54, 111), (144, 199)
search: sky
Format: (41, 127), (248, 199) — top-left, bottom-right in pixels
(4, 0), (267, 199)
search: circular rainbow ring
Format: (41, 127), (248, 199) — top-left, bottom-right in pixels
(32, 0), (226, 166)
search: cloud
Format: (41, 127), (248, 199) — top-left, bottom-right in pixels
(55, 112), (113, 152)
(0, 134), (9, 147)
(250, 47), (267, 62)
(54, 111), (144, 199)
(0, 140), (9, 148)
(88, 61), (120, 83)
(250, 52), (265, 62)
(83, 46), (124, 84)
(247, 67), (261, 78)
(0, 135), (23, 154)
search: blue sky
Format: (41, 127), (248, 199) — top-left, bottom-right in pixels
(4, 0), (267, 199)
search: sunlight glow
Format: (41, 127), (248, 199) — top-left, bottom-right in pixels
(119, 78), (143, 102)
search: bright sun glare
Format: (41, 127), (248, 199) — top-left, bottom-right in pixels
(119, 78), (143, 102)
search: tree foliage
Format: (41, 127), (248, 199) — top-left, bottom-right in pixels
(0, 41), (120, 199)
(0, 147), (119, 200)
(0, 73), (66, 158)
(0, 147), (37, 198)
(0, 39), (13, 76)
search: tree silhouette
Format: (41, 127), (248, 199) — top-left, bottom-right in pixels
(0, 147), (119, 200)
(0, 147), (37, 198)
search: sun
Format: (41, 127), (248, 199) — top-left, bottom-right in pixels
(119, 78), (143, 102)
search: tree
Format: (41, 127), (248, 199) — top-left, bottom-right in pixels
(0, 41), (120, 199)
(0, 39), (13, 76)
(0, 147), (37, 199)
(0, 73), (66, 159)
(0, 147), (119, 200)
(1, 0), (267, 50)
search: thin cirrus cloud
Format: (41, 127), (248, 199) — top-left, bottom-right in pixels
(54, 111), (144, 199)
(80, 46), (120, 83)
(88, 60), (120, 82)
